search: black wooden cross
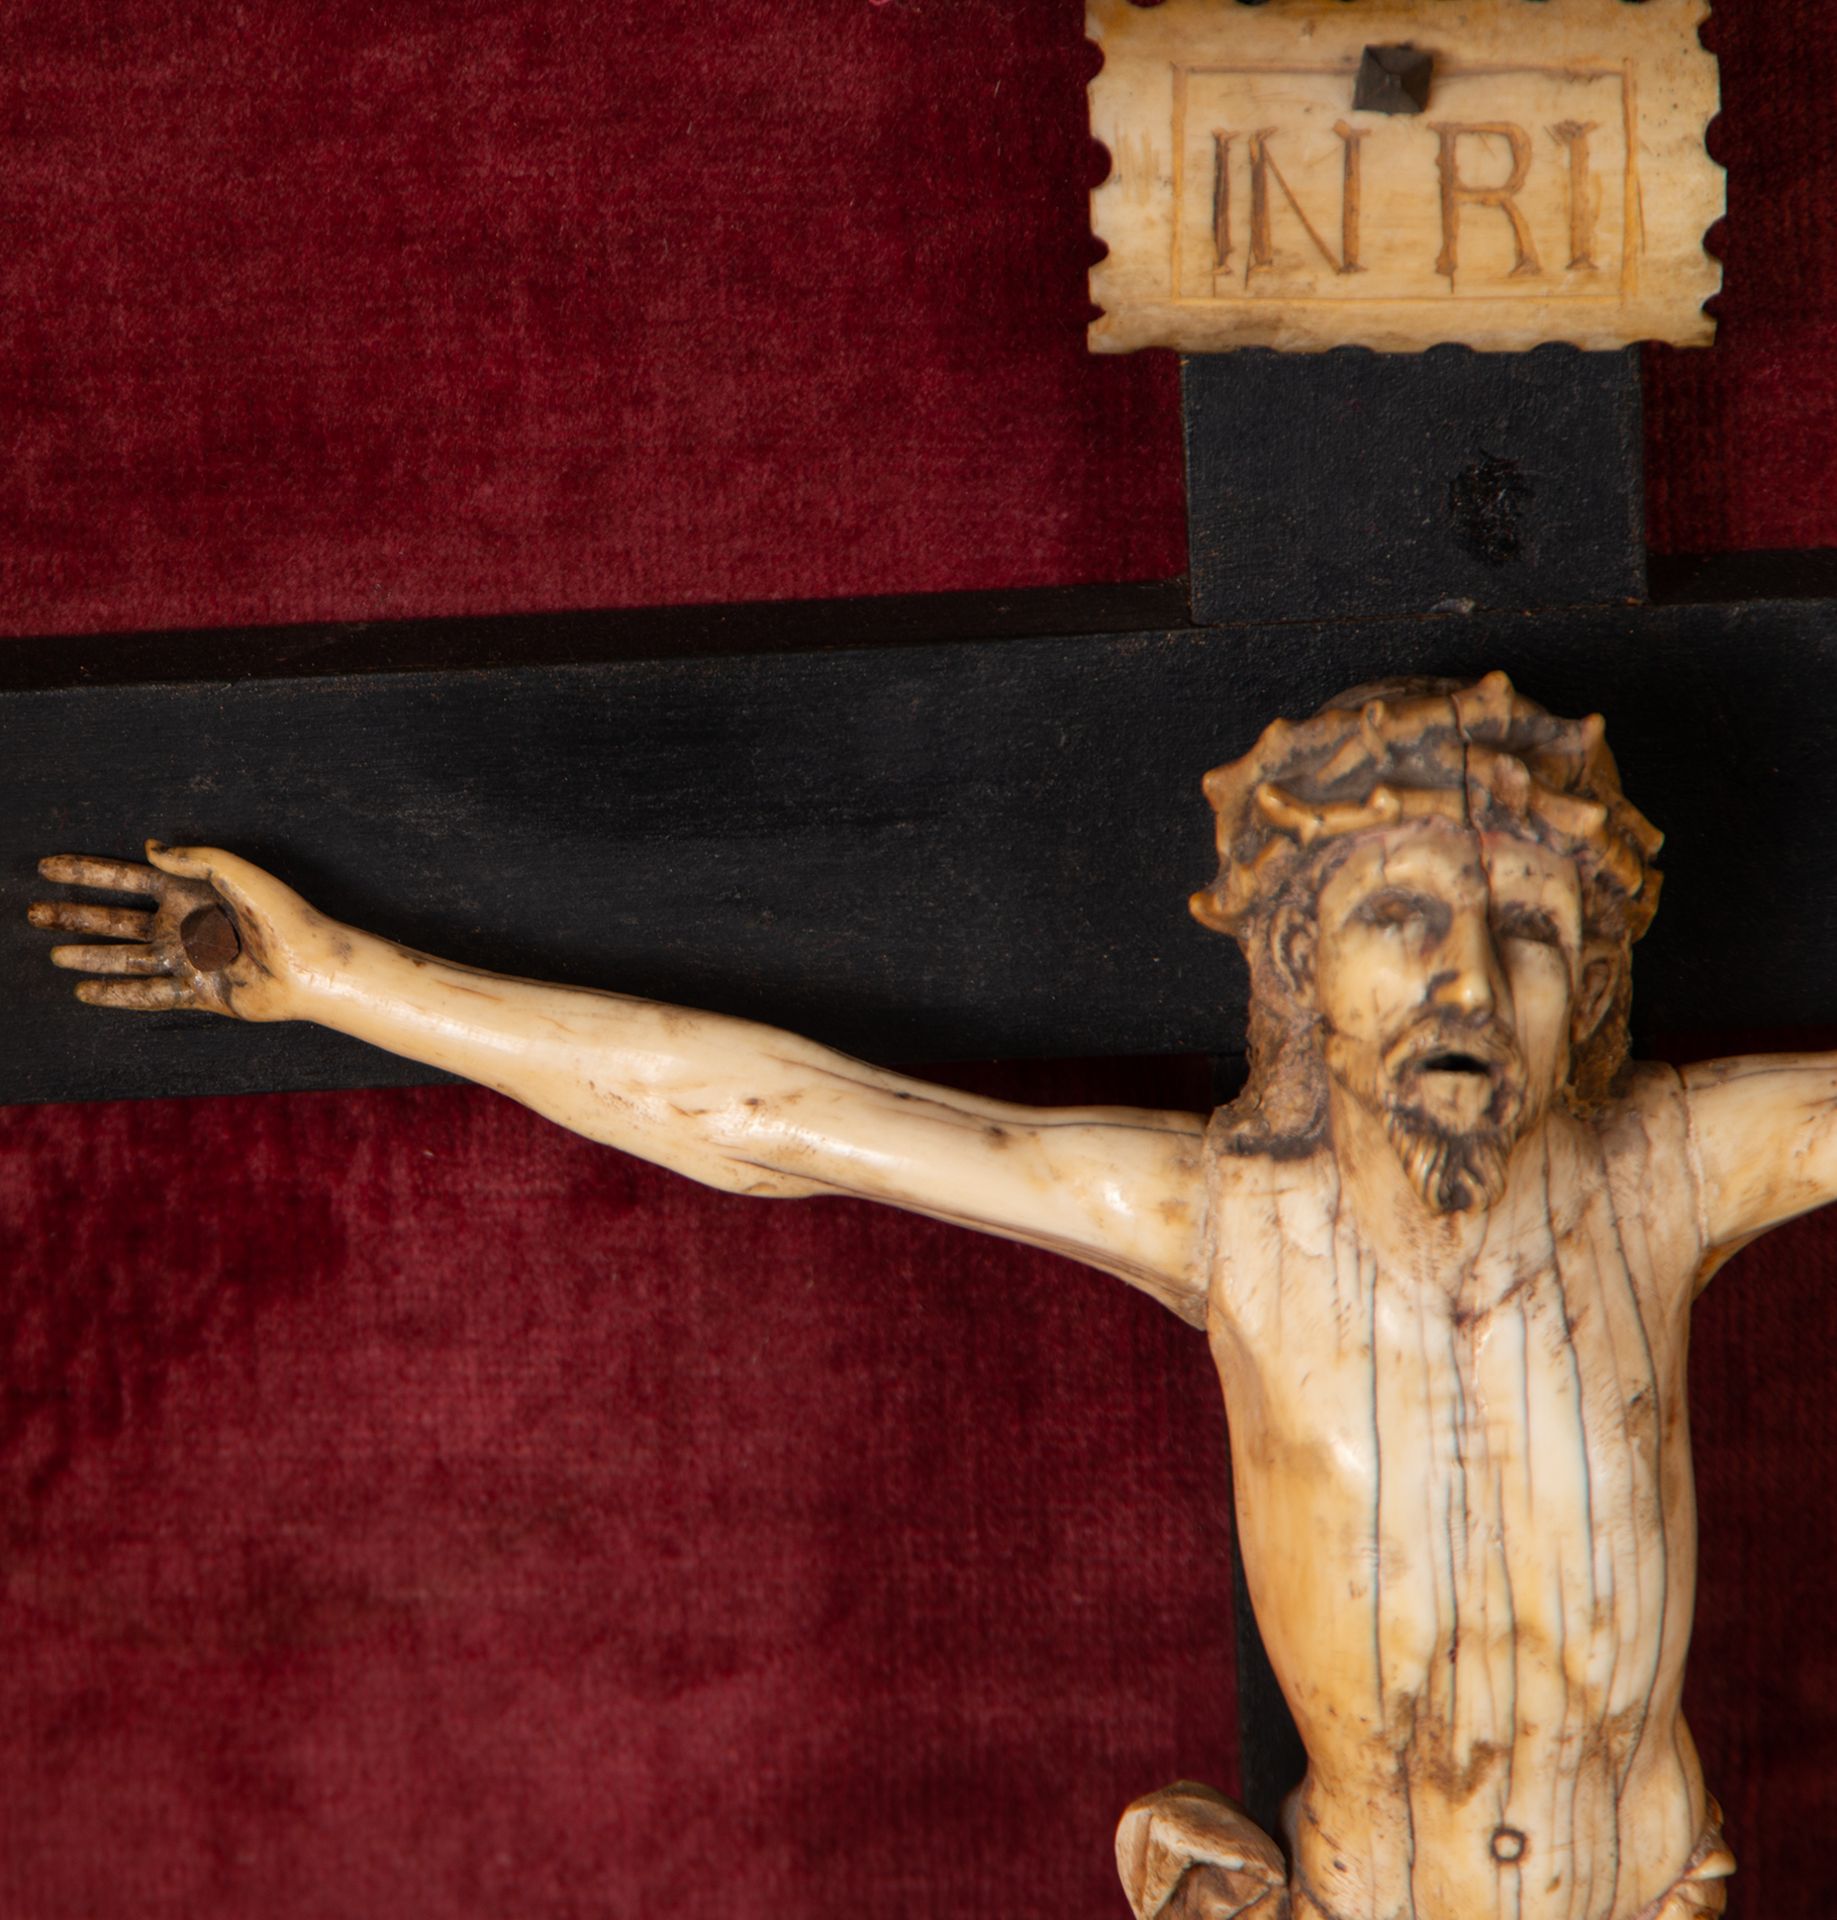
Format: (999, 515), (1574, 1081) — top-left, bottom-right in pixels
(6, 347), (1833, 1828)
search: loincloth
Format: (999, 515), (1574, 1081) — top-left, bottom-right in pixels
(1117, 1785), (1734, 1920)
(1116, 1781), (1287, 1919)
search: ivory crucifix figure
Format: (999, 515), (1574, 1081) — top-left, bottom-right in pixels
(31, 672), (1826, 1920)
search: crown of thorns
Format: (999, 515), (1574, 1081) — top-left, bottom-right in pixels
(1191, 670), (1664, 942)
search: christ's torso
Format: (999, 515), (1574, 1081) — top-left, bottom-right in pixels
(1203, 1067), (1713, 1920)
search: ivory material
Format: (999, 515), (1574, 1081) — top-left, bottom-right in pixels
(31, 673), (1833, 1920)
(1088, 0), (1723, 353)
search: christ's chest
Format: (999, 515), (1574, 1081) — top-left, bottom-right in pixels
(1213, 1142), (1677, 1754)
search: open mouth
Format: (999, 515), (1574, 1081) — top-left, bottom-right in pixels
(1417, 1051), (1494, 1077)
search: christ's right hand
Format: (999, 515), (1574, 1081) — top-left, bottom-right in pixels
(30, 841), (332, 1023)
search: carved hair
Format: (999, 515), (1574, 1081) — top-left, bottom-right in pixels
(1193, 671), (1664, 1148)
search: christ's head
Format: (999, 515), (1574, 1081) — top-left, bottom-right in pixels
(1192, 673), (1664, 1213)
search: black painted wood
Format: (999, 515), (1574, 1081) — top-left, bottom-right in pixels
(1183, 347), (1645, 624)
(0, 578), (1192, 695)
(8, 596), (1837, 1105)
(1648, 547), (1837, 607)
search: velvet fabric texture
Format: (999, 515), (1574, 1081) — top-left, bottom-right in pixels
(3, 4), (1835, 1917)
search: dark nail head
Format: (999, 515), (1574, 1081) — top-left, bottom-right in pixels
(1354, 44), (1434, 115)
(180, 904), (241, 972)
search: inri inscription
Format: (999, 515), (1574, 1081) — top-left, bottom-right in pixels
(1194, 70), (1629, 298)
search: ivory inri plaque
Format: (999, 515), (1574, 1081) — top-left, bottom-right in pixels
(1088, 0), (1722, 353)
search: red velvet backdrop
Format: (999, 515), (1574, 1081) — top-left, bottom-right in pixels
(2, 5), (1833, 1917)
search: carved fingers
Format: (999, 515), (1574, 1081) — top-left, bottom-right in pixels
(74, 978), (197, 1011)
(28, 851), (242, 1015)
(46, 935), (167, 975)
(29, 901), (154, 942)
(37, 853), (167, 895)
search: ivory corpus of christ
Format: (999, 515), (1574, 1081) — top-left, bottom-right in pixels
(36, 671), (1826, 1920)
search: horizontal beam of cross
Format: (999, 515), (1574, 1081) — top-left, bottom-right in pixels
(6, 591), (1835, 1106)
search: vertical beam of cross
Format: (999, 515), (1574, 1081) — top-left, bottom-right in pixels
(1185, 343), (1646, 1827)
(1182, 349), (1644, 626)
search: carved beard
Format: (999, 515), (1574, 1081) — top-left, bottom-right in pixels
(1379, 1108), (1515, 1214)
(1323, 1016), (1532, 1215)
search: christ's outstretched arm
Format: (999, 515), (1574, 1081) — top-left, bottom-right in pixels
(30, 844), (1211, 1324)
(1683, 1051), (1837, 1264)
